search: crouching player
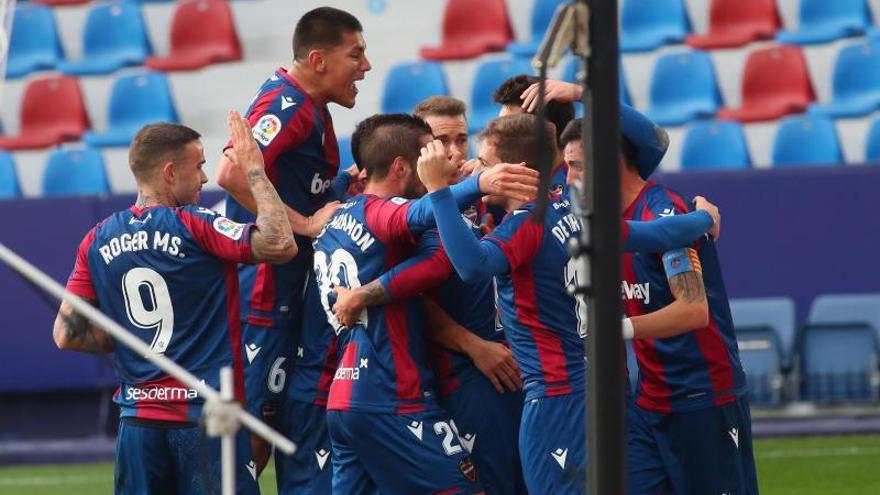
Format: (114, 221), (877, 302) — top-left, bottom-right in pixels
(54, 113), (296, 494)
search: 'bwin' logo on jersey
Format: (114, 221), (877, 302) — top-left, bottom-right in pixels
(620, 281), (651, 304)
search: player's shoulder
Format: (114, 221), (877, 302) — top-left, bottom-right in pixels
(643, 182), (693, 216)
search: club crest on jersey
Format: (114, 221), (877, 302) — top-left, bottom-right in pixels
(459, 457), (477, 482)
(551, 183), (564, 195)
(213, 217), (246, 240)
(253, 114), (281, 146)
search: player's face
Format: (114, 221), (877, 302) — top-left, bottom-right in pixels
(423, 114), (468, 170)
(564, 140), (585, 187)
(323, 30), (371, 109)
(404, 134), (434, 198)
(170, 141), (208, 206)
(498, 104), (524, 117)
(478, 141), (508, 206)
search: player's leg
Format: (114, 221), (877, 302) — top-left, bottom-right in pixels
(170, 425), (259, 495)
(326, 410), (380, 494)
(439, 375), (526, 494)
(519, 393), (587, 495)
(274, 399), (332, 494)
(626, 400), (674, 495)
(654, 398), (754, 495)
(241, 319), (297, 474)
(114, 420), (176, 494)
(336, 409), (484, 495)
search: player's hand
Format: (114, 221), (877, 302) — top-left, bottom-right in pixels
(224, 110), (265, 174)
(459, 158), (483, 178)
(331, 286), (365, 328)
(478, 162), (539, 202)
(417, 140), (457, 192)
(520, 79), (583, 113)
(694, 195), (720, 240)
(347, 166), (367, 197)
(305, 201), (341, 238)
(468, 340), (522, 393)
(480, 213), (496, 236)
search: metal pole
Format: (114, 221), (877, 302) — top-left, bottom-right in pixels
(583, 0), (625, 494)
(220, 367), (236, 495)
(0, 242), (295, 456)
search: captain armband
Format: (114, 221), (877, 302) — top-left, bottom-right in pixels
(661, 248), (702, 278)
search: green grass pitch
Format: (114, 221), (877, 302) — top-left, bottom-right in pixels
(1, 435), (879, 494)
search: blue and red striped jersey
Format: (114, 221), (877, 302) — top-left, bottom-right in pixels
(65, 205), (254, 423)
(622, 182), (747, 413)
(484, 199), (586, 401)
(225, 68), (344, 328)
(312, 194), (447, 414)
(286, 275), (339, 406)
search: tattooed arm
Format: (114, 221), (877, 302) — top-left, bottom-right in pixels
(629, 248), (709, 340)
(224, 111), (297, 264)
(53, 300), (115, 354)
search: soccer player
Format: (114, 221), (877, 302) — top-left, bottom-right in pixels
(413, 95), (470, 169)
(54, 113), (295, 494)
(314, 113), (537, 494)
(618, 120), (758, 493)
(215, 6), (369, 478)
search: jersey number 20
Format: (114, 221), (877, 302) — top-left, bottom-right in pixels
(122, 267), (174, 354)
(314, 249), (367, 335)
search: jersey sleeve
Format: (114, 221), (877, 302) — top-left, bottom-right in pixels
(623, 210), (713, 253)
(328, 170), (353, 201)
(484, 206), (543, 272)
(65, 228), (98, 301)
(227, 88), (313, 177)
(429, 187), (511, 281)
(175, 207), (256, 264)
(377, 229), (454, 301)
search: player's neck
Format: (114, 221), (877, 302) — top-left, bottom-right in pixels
(363, 179), (401, 199)
(620, 169), (646, 212)
(135, 187), (173, 209)
(287, 64), (328, 107)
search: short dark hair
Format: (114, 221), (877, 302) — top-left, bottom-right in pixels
(560, 118), (582, 148)
(129, 123), (201, 181)
(480, 114), (555, 172)
(493, 74), (574, 145)
(412, 95), (467, 119)
(292, 7), (363, 61)
(351, 114), (433, 180)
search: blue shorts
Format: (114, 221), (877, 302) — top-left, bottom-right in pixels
(439, 375), (526, 494)
(241, 321), (297, 419)
(327, 408), (484, 495)
(114, 420), (258, 495)
(627, 396), (758, 495)
(519, 393), (587, 495)
(274, 399), (331, 495)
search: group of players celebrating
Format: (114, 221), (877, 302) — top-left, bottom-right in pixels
(52, 5), (759, 495)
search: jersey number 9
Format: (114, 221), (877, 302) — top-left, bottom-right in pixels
(122, 267), (175, 354)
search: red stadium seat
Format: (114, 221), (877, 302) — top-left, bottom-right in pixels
(717, 45), (815, 123)
(420, 0), (513, 61)
(145, 0), (242, 71)
(687, 0), (780, 49)
(0, 75), (90, 151)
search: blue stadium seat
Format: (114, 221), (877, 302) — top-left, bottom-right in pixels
(381, 61), (449, 114)
(808, 293), (880, 343)
(736, 326), (784, 405)
(730, 297), (797, 368)
(42, 147), (111, 197)
(507, 0), (569, 58)
(647, 50), (721, 126)
(338, 137), (355, 172)
(808, 40), (880, 118)
(83, 71), (179, 148)
(865, 115), (880, 163)
(468, 57), (533, 133)
(777, 0), (871, 45)
(0, 152), (21, 199)
(620, 0), (691, 53)
(771, 115), (843, 167)
(6, 4), (65, 79)
(680, 120), (750, 171)
(800, 322), (879, 402)
(58, 0), (153, 76)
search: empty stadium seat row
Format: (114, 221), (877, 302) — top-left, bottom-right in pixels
(8, 0), (241, 78)
(0, 71), (179, 150)
(0, 147), (110, 198)
(730, 294), (880, 405)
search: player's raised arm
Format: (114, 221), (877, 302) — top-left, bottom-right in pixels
(224, 111), (297, 264)
(626, 247), (710, 340)
(623, 203), (717, 253)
